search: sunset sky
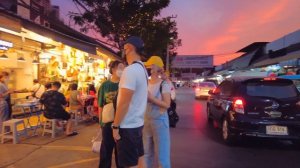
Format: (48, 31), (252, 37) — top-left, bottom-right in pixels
(52, 0), (300, 65)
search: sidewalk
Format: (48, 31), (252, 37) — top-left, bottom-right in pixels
(0, 122), (103, 168)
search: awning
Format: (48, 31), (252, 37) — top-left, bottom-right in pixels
(231, 49), (257, 70)
(22, 20), (97, 55)
(0, 13), (22, 33)
(253, 50), (300, 67)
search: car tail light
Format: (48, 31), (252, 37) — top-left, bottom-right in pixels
(264, 77), (276, 81)
(233, 98), (245, 114)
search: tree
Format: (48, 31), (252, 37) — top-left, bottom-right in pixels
(70, 0), (181, 59)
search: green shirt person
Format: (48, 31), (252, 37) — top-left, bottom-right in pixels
(97, 60), (125, 168)
(98, 80), (119, 109)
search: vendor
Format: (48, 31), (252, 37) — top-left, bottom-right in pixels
(29, 79), (45, 99)
(48, 61), (61, 81)
(1, 71), (13, 119)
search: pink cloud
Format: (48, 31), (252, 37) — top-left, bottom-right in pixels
(51, 0), (300, 66)
(260, 0), (289, 24)
(203, 35), (239, 54)
(188, 0), (299, 65)
(214, 53), (243, 65)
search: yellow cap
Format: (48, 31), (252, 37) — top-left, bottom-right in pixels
(144, 56), (164, 68)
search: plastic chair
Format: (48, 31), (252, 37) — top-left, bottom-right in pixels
(1, 119), (28, 144)
(42, 118), (64, 138)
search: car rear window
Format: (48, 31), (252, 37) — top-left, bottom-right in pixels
(291, 80), (300, 91)
(246, 81), (298, 99)
(199, 82), (215, 87)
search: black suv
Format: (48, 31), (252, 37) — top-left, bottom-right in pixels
(207, 76), (300, 144)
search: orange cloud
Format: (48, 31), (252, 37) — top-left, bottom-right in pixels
(201, 0), (290, 65)
(202, 16), (245, 54)
(214, 52), (243, 66)
(260, 0), (289, 24)
(203, 35), (239, 54)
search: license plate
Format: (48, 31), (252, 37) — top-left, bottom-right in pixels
(266, 125), (288, 135)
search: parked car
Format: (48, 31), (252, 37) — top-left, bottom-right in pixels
(195, 82), (216, 99)
(207, 76), (300, 145)
(204, 79), (220, 86)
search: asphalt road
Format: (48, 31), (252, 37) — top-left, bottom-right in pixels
(2, 87), (300, 168)
(170, 87), (300, 168)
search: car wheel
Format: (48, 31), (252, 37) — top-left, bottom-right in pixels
(222, 118), (236, 145)
(206, 105), (213, 123)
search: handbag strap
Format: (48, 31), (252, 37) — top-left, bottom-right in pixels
(92, 127), (102, 142)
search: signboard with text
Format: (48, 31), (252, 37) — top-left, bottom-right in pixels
(0, 39), (13, 50)
(181, 73), (197, 79)
(172, 55), (213, 68)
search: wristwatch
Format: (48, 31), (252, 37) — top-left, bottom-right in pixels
(111, 124), (120, 129)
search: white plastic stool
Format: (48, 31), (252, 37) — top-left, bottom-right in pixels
(69, 108), (82, 126)
(42, 119), (64, 138)
(1, 119), (28, 144)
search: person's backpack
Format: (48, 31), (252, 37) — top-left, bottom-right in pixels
(160, 81), (179, 128)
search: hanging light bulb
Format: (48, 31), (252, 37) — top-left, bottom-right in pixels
(17, 57), (26, 62)
(17, 50), (26, 62)
(0, 53), (8, 60)
(32, 59), (39, 64)
(32, 51), (40, 64)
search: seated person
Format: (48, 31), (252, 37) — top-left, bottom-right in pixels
(44, 82), (52, 92)
(68, 83), (84, 115)
(85, 84), (97, 117)
(40, 81), (78, 136)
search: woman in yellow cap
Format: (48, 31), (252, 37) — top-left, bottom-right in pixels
(144, 56), (171, 168)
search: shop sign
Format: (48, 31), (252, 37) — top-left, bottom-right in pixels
(0, 39), (13, 50)
(172, 55), (213, 68)
(181, 73), (197, 79)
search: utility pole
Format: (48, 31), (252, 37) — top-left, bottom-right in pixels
(166, 45), (170, 74)
(166, 37), (174, 75)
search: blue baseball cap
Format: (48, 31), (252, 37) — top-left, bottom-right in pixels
(123, 36), (144, 49)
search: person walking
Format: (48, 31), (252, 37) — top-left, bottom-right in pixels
(143, 56), (171, 168)
(112, 36), (148, 168)
(98, 60), (125, 168)
(0, 74), (13, 134)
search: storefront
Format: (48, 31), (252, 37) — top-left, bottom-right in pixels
(0, 9), (119, 106)
(0, 16), (42, 101)
(38, 44), (111, 94)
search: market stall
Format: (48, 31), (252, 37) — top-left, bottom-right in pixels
(38, 45), (110, 94)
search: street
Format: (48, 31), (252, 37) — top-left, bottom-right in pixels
(171, 87), (300, 168)
(1, 87), (300, 168)
(1, 0), (300, 168)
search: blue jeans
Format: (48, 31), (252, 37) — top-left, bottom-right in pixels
(144, 117), (171, 168)
(0, 100), (9, 134)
